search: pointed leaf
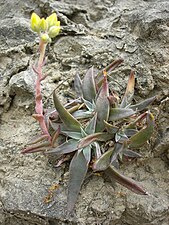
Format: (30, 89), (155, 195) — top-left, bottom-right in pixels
(93, 142), (102, 159)
(22, 141), (51, 154)
(120, 71), (135, 108)
(95, 73), (110, 132)
(61, 131), (82, 140)
(128, 112), (155, 148)
(104, 121), (119, 134)
(82, 67), (96, 102)
(85, 113), (97, 135)
(27, 134), (49, 145)
(72, 110), (93, 120)
(105, 58), (124, 74)
(53, 91), (81, 132)
(124, 129), (138, 137)
(78, 132), (112, 149)
(109, 108), (135, 121)
(105, 165), (148, 195)
(74, 73), (83, 97)
(67, 150), (88, 212)
(47, 139), (78, 155)
(93, 149), (113, 171)
(130, 96), (156, 112)
(123, 149), (142, 158)
(83, 146), (91, 163)
(97, 58), (124, 78)
(111, 143), (125, 163)
(82, 98), (95, 111)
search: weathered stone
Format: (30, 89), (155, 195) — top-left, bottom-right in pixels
(0, 0), (169, 224)
(9, 69), (35, 110)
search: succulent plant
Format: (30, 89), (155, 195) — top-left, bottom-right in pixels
(23, 58), (155, 212)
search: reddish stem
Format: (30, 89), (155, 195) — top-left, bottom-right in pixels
(33, 39), (52, 142)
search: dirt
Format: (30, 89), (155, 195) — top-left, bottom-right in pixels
(0, 0), (169, 224)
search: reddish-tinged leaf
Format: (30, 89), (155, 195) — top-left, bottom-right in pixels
(22, 141), (50, 154)
(126, 112), (147, 129)
(67, 150), (88, 212)
(51, 127), (60, 146)
(78, 132), (112, 149)
(53, 91), (81, 132)
(97, 58), (124, 78)
(120, 71), (135, 108)
(95, 73), (110, 132)
(93, 149), (113, 171)
(109, 108), (135, 121)
(105, 58), (124, 73)
(130, 96), (156, 112)
(47, 139), (78, 155)
(105, 165), (148, 195)
(82, 67), (97, 102)
(27, 134), (49, 145)
(128, 112), (155, 148)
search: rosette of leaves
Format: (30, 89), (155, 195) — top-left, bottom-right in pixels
(22, 59), (155, 212)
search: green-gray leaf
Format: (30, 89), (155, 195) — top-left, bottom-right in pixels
(53, 91), (81, 132)
(109, 108), (135, 121)
(47, 139), (78, 155)
(67, 150), (88, 212)
(82, 67), (96, 102)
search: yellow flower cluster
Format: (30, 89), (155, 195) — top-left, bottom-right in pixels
(30, 12), (60, 42)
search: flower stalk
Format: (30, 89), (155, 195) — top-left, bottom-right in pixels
(33, 40), (52, 142)
(29, 12), (61, 143)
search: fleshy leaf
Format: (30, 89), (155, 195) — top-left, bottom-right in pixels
(83, 146), (91, 163)
(72, 110), (93, 120)
(124, 129), (138, 137)
(67, 150), (88, 212)
(93, 142), (102, 159)
(61, 131), (82, 140)
(105, 165), (148, 195)
(22, 141), (51, 154)
(95, 73), (110, 132)
(120, 71), (135, 108)
(82, 67), (96, 102)
(27, 134), (49, 145)
(109, 108), (135, 121)
(128, 112), (154, 148)
(123, 149), (142, 158)
(97, 58), (124, 78)
(78, 132), (112, 149)
(74, 73), (83, 97)
(104, 121), (119, 134)
(130, 96), (156, 112)
(83, 98), (95, 111)
(111, 143), (125, 163)
(85, 113), (97, 135)
(93, 149), (113, 171)
(53, 90), (81, 132)
(47, 139), (78, 155)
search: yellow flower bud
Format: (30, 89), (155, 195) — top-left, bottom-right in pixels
(39, 18), (47, 32)
(48, 25), (61, 38)
(46, 13), (58, 29)
(30, 12), (41, 33)
(40, 33), (51, 43)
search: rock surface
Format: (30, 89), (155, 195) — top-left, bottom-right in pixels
(0, 0), (169, 224)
